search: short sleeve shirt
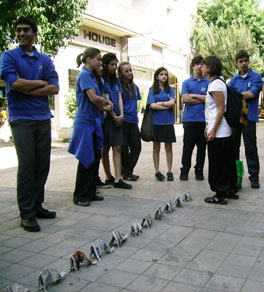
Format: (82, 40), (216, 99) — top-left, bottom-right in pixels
(122, 84), (141, 124)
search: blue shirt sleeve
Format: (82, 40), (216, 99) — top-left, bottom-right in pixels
(181, 79), (190, 95)
(79, 72), (95, 92)
(0, 51), (19, 86)
(249, 73), (263, 97)
(43, 55), (59, 88)
(169, 87), (175, 99)
(228, 77), (236, 88)
(147, 88), (155, 105)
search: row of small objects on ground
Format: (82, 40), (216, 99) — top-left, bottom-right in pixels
(2, 193), (192, 292)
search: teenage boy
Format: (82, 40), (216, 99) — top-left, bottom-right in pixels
(0, 16), (59, 231)
(228, 50), (263, 188)
(180, 56), (209, 181)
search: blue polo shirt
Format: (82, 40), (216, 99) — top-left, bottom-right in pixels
(103, 78), (123, 116)
(68, 67), (104, 168)
(181, 75), (209, 122)
(228, 68), (263, 122)
(75, 67), (102, 120)
(122, 84), (141, 124)
(0, 46), (59, 122)
(147, 87), (175, 125)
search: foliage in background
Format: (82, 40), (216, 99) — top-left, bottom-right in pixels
(192, 0), (264, 78)
(0, 0), (88, 56)
(137, 91), (149, 113)
(65, 90), (77, 120)
(193, 20), (264, 79)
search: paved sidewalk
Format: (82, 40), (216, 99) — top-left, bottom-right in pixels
(1, 122), (264, 292)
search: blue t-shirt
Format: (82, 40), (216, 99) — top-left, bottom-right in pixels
(103, 78), (123, 116)
(0, 46), (59, 122)
(121, 84), (141, 124)
(181, 75), (209, 122)
(75, 67), (101, 120)
(228, 68), (263, 122)
(147, 87), (175, 125)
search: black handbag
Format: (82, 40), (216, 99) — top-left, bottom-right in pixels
(140, 105), (153, 142)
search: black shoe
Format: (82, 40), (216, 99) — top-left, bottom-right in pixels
(114, 179), (132, 189)
(179, 168), (189, 181)
(21, 218), (41, 232)
(155, 171), (165, 181)
(251, 180), (260, 189)
(36, 207), (56, 219)
(91, 195), (104, 201)
(123, 174), (139, 181)
(105, 176), (115, 186)
(96, 179), (111, 189)
(167, 172), (174, 181)
(195, 168), (204, 181)
(75, 200), (91, 206)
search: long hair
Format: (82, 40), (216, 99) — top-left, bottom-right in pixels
(76, 47), (100, 68)
(152, 67), (170, 94)
(118, 62), (136, 99)
(102, 53), (118, 86)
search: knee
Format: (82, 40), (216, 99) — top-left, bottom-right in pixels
(113, 145), (121, 154)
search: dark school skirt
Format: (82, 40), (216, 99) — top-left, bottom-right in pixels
(153, 124), (176, 143)
(103, 115), (123, 146)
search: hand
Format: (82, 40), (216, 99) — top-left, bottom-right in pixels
(41, 80), (49, 87)
(114, 115), (124, 127)
(206, 129), (216, 142)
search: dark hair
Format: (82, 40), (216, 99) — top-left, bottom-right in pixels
(191, 56), (203, 67)
(102, 53), (119, 85)
(152, 67), (170, 94)
(202, 56), (222, 77)
(235, 50), (249, 62)
(118, 62), (136, 99)
(76, 47), (101, 68)
(15, 16), (38, 33)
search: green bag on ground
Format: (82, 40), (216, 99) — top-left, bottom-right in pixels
(236, 160), (244, 189)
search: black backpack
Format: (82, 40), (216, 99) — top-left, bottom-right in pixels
(210, 77), (248, 128)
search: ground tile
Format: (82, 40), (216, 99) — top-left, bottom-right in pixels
(162, 281), (202, 292)
(143, 263), (181, 280)
(159, 246), (196, 267)
(223, 253), (257, 269)
(186, 249), (228, 273)
(19, 253), (57, 269)
(205, 274), (245, 292)
(80, 282), (121, 292)
(1, 237), (32, 248)
(70, 265), (107, 282)
(0, 264), (35, 281)
(232, 243), (262, 257)
(48, 275), (88, 292)
(241, 279), (264, 292)
(116, 258), (153, 274)
(247, 268), (264, 282)
(97, 270), (138, 289)
(96, 254), (126, 269)
(126, 275), (168, 292)
(189, 229), (217, 240)
(0, 249), (35, 264)
(131, 248), (166, 262)
(216, 262), (252, 278)
(174, 268), (213, 286)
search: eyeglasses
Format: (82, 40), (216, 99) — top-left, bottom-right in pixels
(15, 27), (32, 33)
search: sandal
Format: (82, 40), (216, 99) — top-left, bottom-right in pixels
(226, 190), (239, 200)
(204, 195), (227, 205)
(155, 171), (165, 181)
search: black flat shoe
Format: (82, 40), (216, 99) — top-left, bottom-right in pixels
(36, 207), (56, 219)
(21, 218), (41, 232)
(90, 195), (104, 201)
(75, 200), (91, 206)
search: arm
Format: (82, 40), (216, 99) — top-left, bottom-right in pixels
(21, 84), (59, 96)
(182, 93), (205, 104)
(206, 91), (225, 141)
(114, 92), (124, 126)
(86, 88), (106, 111)
(11, 78), (48, 91)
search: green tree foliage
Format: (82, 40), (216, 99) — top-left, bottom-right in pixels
(193, 20), (264, 79)
(192, 0), (264, 78)
(0, 0), (88, 56)
(65, 90), (77, 120)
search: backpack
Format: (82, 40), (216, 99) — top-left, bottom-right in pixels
(210, 77), (248, 128)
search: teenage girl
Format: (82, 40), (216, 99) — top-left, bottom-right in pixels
(68, 47), (112, 206)
(101, 53), (132, 189)
(118, 61), (142, 181)
(147, 67), (176, 181)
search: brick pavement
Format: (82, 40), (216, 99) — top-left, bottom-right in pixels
(1, 122), (264, 292)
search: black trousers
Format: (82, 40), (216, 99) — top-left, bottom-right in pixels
(208, 136), (237, 198)
(181, 122), (206, 170)
(232, 121), (259, 180)
(10, 119), (51, 219)
(121, 122), (142, 176)
(73, 134), (101, 203)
